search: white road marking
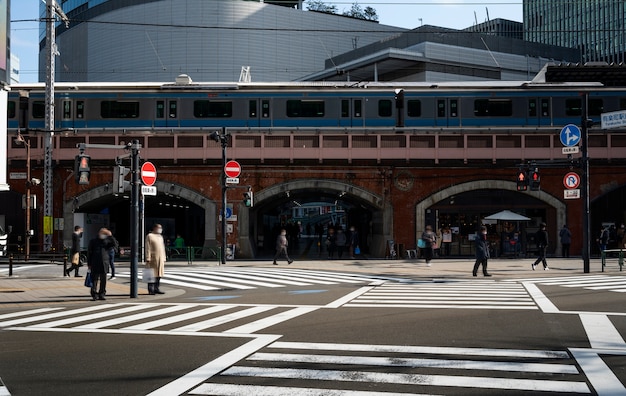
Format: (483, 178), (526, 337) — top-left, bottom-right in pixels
(570, 348), (626, 396)
(29, 304), (151, 328)
(248, 352), (579, 374)
(146, 334), (280, 396)
(172, 306), (276, 332)
(523, 282), (560, 313)
(0, 307), (61, 321)
(189, 383), (434, 396)
(345, 303), (536, 309)
(579, 314), (626, 350)
(225, 306), (319, 334)
(0, 303), (114, 327)
(158, 273), (255, 290)
(115, 274), (221, 290)
(123, 305), (236, 331)
(222, 366), (590, 393)
(74, 304), (193, 329)
(167, 271), (282, 288)
(325, 286), (377, 308)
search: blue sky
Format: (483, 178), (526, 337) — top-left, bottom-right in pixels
(10, 0), (522, 83)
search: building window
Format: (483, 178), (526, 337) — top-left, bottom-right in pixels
(474, 99), (513, 117)
(407, 100), (421, 117)
(7, 101), (15, 118)
(378, 100), (393, 117)
(193, 100), (233, 118)
(286, 100), (325, 117)
(101, 101), (140, 118)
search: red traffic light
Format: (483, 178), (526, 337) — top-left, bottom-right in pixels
(517, 172), (526, 182)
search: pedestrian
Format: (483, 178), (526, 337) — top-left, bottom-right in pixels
(106, 231), (119, 280)
(67, 225), (83, 277)
(336, 228), (346, 259)
(617, 224), (626, 249)
(326, 227), (336, 259)
(145, 223), (167, 295)
(273, 229), (293, 265)
(174, 234), (185, 249)
(441, 227), (452, 256)
(87, 228), (116, 301)
(473, 226), (491, 277)
(421, 225), (436, 266)
(532, 222), (549, 270)
(597, 226), (609, 253)
(348, 226), (360, 259)
(559, 224), (572, 258)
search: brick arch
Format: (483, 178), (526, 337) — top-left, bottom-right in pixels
(238, 179), (392, 258)
(415, 180), (566, 251)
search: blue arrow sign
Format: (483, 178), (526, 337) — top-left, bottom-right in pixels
(225, 207), (233, 219)
(560, 124), (581, 147)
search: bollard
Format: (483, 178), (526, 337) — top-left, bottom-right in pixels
(63, 255), (68, 277)
(8, 254), (13, 277)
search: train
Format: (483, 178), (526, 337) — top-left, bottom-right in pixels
(6, 77), (619, 132)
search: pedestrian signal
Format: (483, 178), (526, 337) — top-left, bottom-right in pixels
(530, 169), (541, 191)
(243, 191), (253, 207)
(75, 154), (91, 185)
(516, 171), (528, 191)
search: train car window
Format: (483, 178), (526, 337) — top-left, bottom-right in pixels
(156, 101), (165, 118)
(62, 100), (72, 119)
(407, 100), (421, 117)
(528, 99), (537, 116)
(169, 101), (178, 118)
(354, 100), (362, 117)
(341, 100), (349, 117)
(286, 100), (325, 117)
(437, 100), (446, 117)
(32, 101), (45, 119)
(193, 100), (233, 118)
(450, 99), (458, 117)
(249, 100), (257, 118)
(474, 99), (513, 117)
(76, 101), (84, 119)
(262, 100), (270, 118)
(589, 99), (604, 116)
(7, 101), (15, 118)
(101, 101), (140, 118)
(620, 98), (626, 110)
(541, 99), (550, 116)
(378, 100), (392, 117)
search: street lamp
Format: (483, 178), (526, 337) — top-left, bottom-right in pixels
(210, 127), (230, 265)
(14, 131), (37, 261)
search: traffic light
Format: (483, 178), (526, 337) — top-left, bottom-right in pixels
(74, 154), (91, 185)
(530, 168), (541, 191)
(516, 170), (528, 191)
(243, 191), (253, 207)
(112, 165), (130, 193)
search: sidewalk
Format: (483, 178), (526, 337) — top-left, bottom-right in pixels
(0, 256), (620, 306)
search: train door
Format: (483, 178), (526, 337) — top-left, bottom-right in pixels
(247, 99), (272, 128)
(60, 99), (73, 130)
(340, 98), (364, 127)
(155, 100), (179, 128)
(528, 98), (551, 126)
(434, 98), (460, 127)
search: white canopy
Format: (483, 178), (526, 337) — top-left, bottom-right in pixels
(484, 210), (531, 221)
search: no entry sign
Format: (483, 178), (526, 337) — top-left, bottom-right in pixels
(141, 161), (157, 186)
(224, 160), (242, 178)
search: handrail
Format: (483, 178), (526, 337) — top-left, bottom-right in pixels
(601, 249), (624, 272)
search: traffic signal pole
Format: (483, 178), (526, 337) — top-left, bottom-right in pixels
(581, 94), (591, 273)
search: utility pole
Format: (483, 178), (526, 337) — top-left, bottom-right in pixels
(44, 0), (69, 251)
(210, 127), (229, 265)
(130, 141), (140, 298)
(581, 93), (591, 273)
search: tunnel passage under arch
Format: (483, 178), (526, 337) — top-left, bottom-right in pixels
(237, 179), (392, 258)
(63, 181), (216, 253)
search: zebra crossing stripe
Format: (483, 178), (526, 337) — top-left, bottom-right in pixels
(115, 273), (221, 290)
(221, 366), (590, 393)
(29, 304), (150, 328)
(180, 270), (293, 287)
(160, 273), (256, 290)
(506, 275), (610, 283)
(172, 306), (276, 332)
(189, 383), (429, 396)
(248, 352), (579, 374)
(167, 271), (282, 288)
(74, 304), (194, 330)
(122, 305), (236, 331)
(225, 306), (319, 334)
(212, 269), (313, 286)
(346, 303), (536, 309)
(0, 307), (61, 321)
(0, 304), (113, 327)
(264, 268), (377, 283)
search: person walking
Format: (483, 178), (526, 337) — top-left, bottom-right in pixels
(326, 227), (336, 259)
(441, 228), (452, 257)
(145, 223), (167, 295)
(473, 226), (491, 277)
(597, 226), (609, 254)
(67, 225), (83, 277)
(273, 229), (293, 265)
(107, 232), (119, 280)
(532, 222), (549, 270)
(335, 228), (347, 259)
(348, 226), (360, 259)
(421, 225), (436, 266)
(87, 228), (116, 301)
(559, 224), (572, 258)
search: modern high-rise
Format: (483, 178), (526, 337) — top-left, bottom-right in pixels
(524, 0), (626, 63)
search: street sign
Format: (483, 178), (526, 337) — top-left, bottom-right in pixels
(141, 185), (157, 196)
(563, 172), (580, 189)
(226, 177), (240, 184)
(224, 160), (242, 178)
(601, 110), (626, 129)
(564, 189), (581, 199)
(141, 162), (157, 186)
(9, 172), (27, 180)
(227, 215), (238, 222)
(560, 124), (581, 147)
(225, 207), (233, 219)
(562, 146), (580, 155)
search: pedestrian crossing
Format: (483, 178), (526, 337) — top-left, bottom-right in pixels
(344, 280), (538, 310)
(508, 274), (626, 293)
(116, 267), (389, 291)
(0, 303), (318, 335)
(188, 341), (590, 395)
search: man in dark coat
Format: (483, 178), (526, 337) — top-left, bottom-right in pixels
(66, 225), (83, 277)
(473, 226), (491, 277)
(532, 222), (549, 270)
(87, 228), (116, 301)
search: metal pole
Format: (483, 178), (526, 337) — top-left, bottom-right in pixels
(25, 140), (31, 261)
(581, 93), (591, 273)
(43, 0), (55, 252)
(221, 127), (227, 265)
(130, 141), (140, 297)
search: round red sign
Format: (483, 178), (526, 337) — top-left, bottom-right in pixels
(224, 160), (242, 178)
(563, 172), (580, 189)
(141, 161), (157, 186)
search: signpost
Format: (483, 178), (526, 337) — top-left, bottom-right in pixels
(141, 162), (157, 186)
(563, 172), (580, 190)
(224, 161), (242, 178)
(601, 110), (626, 129)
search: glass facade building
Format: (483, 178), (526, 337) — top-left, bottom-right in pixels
(524, 0), (626, 63)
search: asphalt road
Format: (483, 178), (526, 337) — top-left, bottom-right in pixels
(1, 263), (626, 395)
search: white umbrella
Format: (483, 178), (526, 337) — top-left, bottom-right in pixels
(484, 210), (531, 221)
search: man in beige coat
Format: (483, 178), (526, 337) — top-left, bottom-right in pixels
(145, 223), (166, 294)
